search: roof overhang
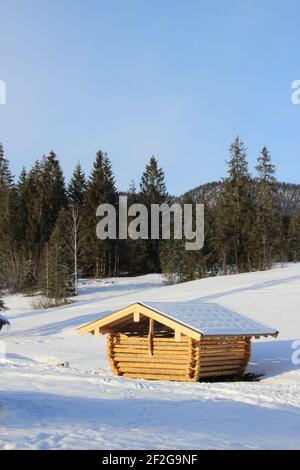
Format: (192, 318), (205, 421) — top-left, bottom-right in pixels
(77, 302), (279, 340)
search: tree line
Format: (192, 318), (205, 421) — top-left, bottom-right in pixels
(162, 137), (300, 283)
(0, 136), (299, 307)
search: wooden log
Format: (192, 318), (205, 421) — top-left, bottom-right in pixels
(123, 373), (191, 381)
(153, 335), (190, 344)
(148, 318), (154, 356)
(200, 351), (245, 357)
(200, 364), (241, 372)
(201, 336), (250, 341)
(239, 337), (252, 375)
(200, 339), (246, 345)
(200, 341), (246, 346)
(113, 350), (191, 358)
(175, 330), (181, 342)
(200, 344), (246, 350)
(122, 366), (186, 375)
(114, 356), (189, 364)
(185, 337), (200, 381)
(192, 339), (201, 382)
(116, 338), (191, 345)
(117, 362), (188, 370)
(107, 334), (121, 376)
(113, 347), (153, 354)
(116, 339), (190, 346)
(200, 348), (245, 354)
(200, 353), (245, 359)
(133, 311), (140, 322)
(114, 344), (190, 351)
(200, 358), (243, 366)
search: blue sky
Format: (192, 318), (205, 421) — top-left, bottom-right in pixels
(0, 0), (300, 194)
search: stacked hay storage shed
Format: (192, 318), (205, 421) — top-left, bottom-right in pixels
(77, 301), (278, 382)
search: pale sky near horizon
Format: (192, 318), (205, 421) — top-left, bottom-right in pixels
(1, 0), (300, 194)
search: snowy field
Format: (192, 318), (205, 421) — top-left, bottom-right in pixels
(1, 264), (300, 449)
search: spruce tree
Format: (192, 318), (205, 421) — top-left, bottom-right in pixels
(22, 160), (45, 262)
(140, 156), (168, 272)
(0, 143), (13, 185)
(44, 209), (74, 303)
(119, 180), (148, 274)
(41, 151), (67, 242)
(15, 168), (28, 240)
(83, 151), (118, 277)
(216, 136), (255, 273)
(14, 153), (67, 293)
(160, 195), (209, 284)
(18, 153), (67, 264)
(140, 156), (167, 204)
(0, 143), (19, 291)
(199, 197), (218, 276)
(68, 163), (87, 205)
(255, 147), (280, 269)
(288, 212), (300, 261)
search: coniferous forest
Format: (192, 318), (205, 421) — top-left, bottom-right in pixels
(0, 136), (300, 306)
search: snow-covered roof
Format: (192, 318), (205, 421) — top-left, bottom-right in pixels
(140, 301), (278, 337)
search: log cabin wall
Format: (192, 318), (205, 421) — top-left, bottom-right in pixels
(199, 335), (251, 378)
(107, 332), (201, 382)
(107, 328), (251, 382)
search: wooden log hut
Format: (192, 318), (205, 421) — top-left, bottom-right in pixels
(77, 301), (278, 382)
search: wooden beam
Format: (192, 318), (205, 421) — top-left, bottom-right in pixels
(77, 304), (137, 335)
(133, 311), (140, 323)
(137, 304), (201, 341)
(123, 372), (191, 381)
(148, 318), (154, 356)
(175, 330), (181, 342)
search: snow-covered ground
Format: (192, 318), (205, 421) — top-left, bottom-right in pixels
(1, 264), (300, 449)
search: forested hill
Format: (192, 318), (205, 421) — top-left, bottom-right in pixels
(181, 181), (300, 213)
